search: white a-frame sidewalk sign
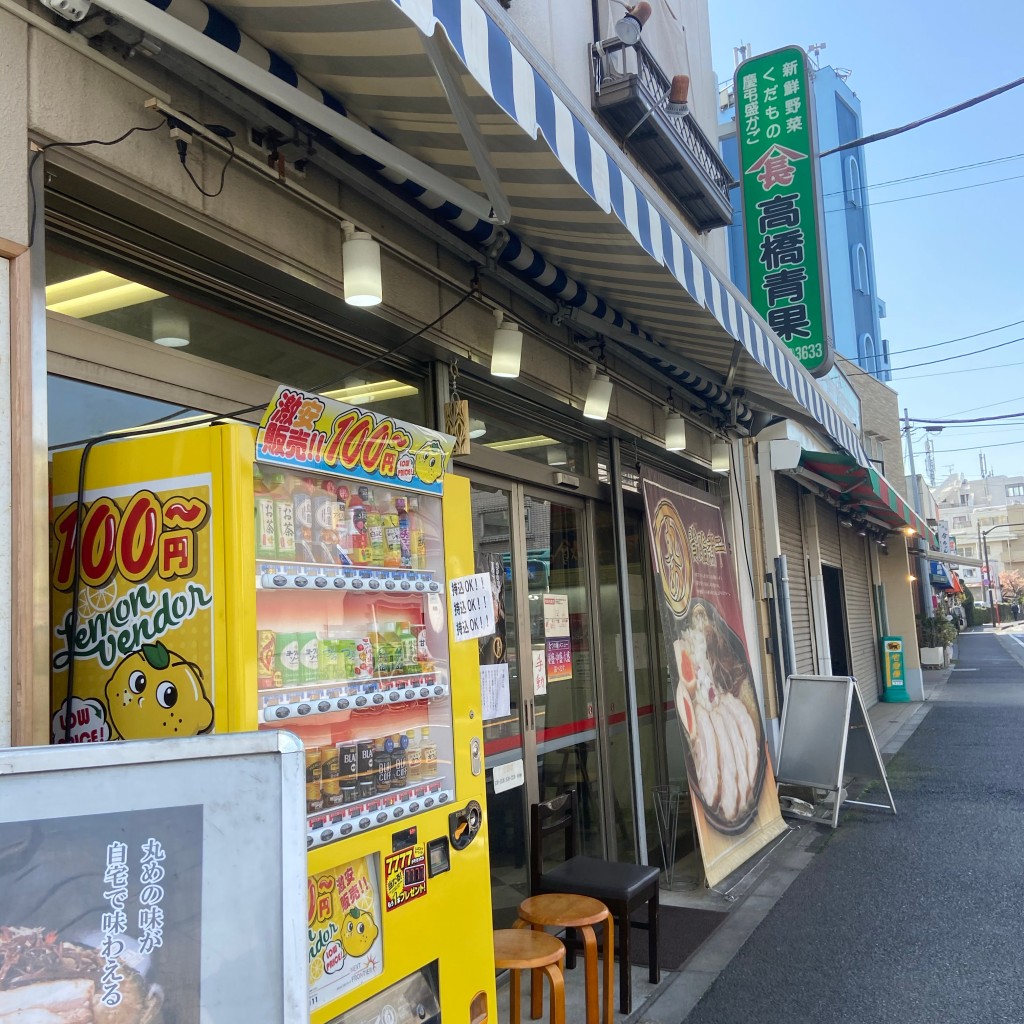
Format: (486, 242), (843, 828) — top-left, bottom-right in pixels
(775, 675), (896, 828)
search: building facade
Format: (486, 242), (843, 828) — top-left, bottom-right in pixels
(1, 0), (932, 947)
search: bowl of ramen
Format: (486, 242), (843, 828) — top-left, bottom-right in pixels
(672, 600), (767, 835)
(0, 926), (164, 1024)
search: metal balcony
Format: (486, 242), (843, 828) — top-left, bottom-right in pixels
(590, 39), (733, 231)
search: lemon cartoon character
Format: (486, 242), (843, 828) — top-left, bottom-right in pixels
(105, 641), (214, 740)
(340, 907), (378, 958)
(415, 439), (446, 486)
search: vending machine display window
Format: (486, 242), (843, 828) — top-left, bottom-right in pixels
(254, 465), (455, 849)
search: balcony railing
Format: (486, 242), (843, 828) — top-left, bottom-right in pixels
(590, 38), (733, 231)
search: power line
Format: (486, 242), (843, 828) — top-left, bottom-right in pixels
(894, 358), (1024, 381)
(820, 151), (1024, 200)
(841, 334), (1024, 380)
(889, 317), (1024, 357)
(818, 73), (1024, 157)
(908, 411), (1024, 425)
(824, 169), (1024, 216)
(932, 438), (1024, 454)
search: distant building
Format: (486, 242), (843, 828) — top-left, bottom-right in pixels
(719, 59), (892, 381)
(934, 473), (1024, 601)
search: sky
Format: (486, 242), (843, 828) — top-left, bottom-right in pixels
(708, 1), (1024, 488)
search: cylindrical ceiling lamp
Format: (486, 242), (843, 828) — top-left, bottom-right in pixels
(341, 222), (383, 307)
(664, 409), (687, 451)
(711, 440), (731, 474)
(152, 307), (190, 348)
(615, 1), (651, 45)
(583, 368), (614, 421)
(490, 310), (524, 378)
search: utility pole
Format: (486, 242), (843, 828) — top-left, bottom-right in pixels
(904, 409), (932, 615)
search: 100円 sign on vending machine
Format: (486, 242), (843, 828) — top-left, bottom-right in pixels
(49, 389), (496, 1024)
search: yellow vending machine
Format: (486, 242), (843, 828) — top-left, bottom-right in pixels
(49, 388), (496, 1024)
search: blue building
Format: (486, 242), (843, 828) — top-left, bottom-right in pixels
(719, 59), (892, 382)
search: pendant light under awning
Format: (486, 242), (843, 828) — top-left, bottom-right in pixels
(342, 222), (383, 307)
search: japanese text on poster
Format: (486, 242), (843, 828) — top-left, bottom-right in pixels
(545, 638), (573, 683)
(543, 593), (570, 638)
(384, 845), (428, 911)
(308, 855), (383, 1011)
(257, 387), (455, 495)
(480, 663), (511, 721)
(449, 573), (495, 641)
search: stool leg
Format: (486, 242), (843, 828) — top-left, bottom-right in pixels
(542, 961), (565, 1024)
(648, 889), (660, 985)
(618, 911), (631, 1015)
(602, 915), (614, 1024)
(530, 925), (543, 1021)
(580, 925), (597, 1024)
(509, 968), (521, 1024)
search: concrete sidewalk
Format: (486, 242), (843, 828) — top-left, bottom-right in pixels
(496, 663), (954, 1024)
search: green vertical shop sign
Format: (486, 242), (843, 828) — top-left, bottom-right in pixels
(735, 46), (833, 377)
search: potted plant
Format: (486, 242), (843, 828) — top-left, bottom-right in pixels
(919, 614), (957, 669)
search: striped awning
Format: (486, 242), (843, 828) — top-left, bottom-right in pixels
(111, 0), (867, 462)
(799, 450), (936, 544)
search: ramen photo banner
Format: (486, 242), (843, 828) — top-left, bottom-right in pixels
(641, 469), (786, 887)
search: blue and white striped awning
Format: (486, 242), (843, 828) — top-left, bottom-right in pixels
(114, 0), (867, 463)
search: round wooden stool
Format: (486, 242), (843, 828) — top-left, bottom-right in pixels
(517, 893), (613, 1024)
(493, 928), (565, 1024)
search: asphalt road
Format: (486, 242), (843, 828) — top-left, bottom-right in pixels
(681, 629), (1024, 1024)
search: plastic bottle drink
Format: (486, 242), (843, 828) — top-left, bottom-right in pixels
(383, 510), (402, 568)
(390, 733), (408, 790)
(333, 484), (351, 562)
(348, 486), (370, 565)
(271, 472), (297, 560)
(254, 465), (277, 561)
(312, 478), (339, 564)
(365, 489), (386, 565)
(408, 497), (426, 569)
(297, 631), (319, 683)
(292, 476), (317, 562)
(404, 729), (422, 783)
(395, 497), (412, 568)
(420, 726), (438, 778)
(396, 622), (417, 673)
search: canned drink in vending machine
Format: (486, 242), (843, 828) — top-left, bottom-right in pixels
(357, 740), (376, 799)
(305, 746), (323, 814)
(275, 632), (302, 687)
(320, 745), (342, 807)
(338, 741), (358, 804)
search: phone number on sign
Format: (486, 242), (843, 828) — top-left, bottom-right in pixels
(791, 343), (823, 362)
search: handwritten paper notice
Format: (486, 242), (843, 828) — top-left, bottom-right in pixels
(449, 573), (495, 641)
(480, 663), (511, 721)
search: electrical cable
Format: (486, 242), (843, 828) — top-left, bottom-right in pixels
(56, 283), (477, 727)
(907, 411), (1024, 425)
(824, 170), (1024, 215)
(818, 73), (1024, 157)
(818, 150), (1024, 200)
(888, 317), (1024, 357)
(28, 123), (166, 247)
(893, 358), (1024, 382)
(931, 438), (1024, 454)
(841, 333), (1024, 380)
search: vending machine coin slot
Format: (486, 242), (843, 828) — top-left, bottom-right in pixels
(448, 800), (482, 851)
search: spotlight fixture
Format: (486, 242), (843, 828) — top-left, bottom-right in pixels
(664, 408), (687, 451)
(583, 367), (613, 421)
(490, 310), (524, 378)
(614, 1), (651, 45)
(711, 440), (730, 474)
(341, 221), (383, 307)
(152, 307), (190, 348)
(665, 74), (690, 116)
(839, 515), (853, 529)
(546, 445), (568, 467)
(468, 418), (487, 440)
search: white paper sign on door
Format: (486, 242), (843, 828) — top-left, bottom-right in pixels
(480, 663), (511, 721)
(532, 645), (547, 696)
(449, 572), (496, 641)
(493, 759), (525, 794)
(543, 593), (570, 638)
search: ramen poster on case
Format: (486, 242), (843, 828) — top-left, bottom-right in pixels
(641, 469), (785, 888)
